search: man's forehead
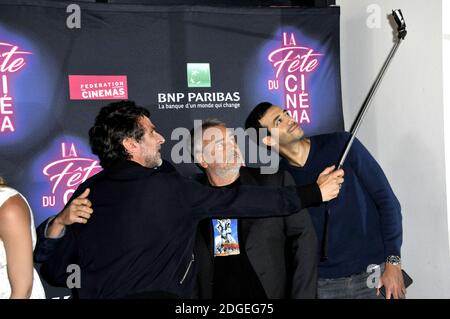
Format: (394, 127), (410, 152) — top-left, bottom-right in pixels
(260, 106), (283, 124)
(203, 125), (230, 136)
(140, 116), (155, 128)
(202, 125), (229, 139)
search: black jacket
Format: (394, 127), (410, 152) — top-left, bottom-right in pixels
(35, 160), (321, 299)
(194, 167), (318, 299)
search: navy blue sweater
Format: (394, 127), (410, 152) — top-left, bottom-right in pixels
(281, 132), (402, 279)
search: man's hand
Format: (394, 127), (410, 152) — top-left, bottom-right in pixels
(317, 166), (344, 202)
(46, 188), (93, 238)
(377, 263), (406, 299)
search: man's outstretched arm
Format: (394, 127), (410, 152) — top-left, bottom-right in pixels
(34, 188), (93, 263)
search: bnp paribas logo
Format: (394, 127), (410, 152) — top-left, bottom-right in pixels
(187, 63), (211, 88)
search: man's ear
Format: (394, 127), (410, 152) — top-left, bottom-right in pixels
(195, 153), (208, 169)
(262, 135), (276, 147)
(122, 137), (138, 155)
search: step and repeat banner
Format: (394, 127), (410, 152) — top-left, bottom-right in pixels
(0, 0), (343, 297)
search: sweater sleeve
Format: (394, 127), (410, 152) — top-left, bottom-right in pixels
(34, 216), (66, 263)
(39, 226), (79, 287)
(34, 185), (87, 263)
(348, 136), (403, 258)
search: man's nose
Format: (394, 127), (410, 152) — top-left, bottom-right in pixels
(157, 132), (165, 144)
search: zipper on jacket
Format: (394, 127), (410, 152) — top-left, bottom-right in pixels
(179, 253), (195, 284)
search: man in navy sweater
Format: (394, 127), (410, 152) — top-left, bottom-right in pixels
(34, 100), (343, 298)
(245, 102), (405, 299)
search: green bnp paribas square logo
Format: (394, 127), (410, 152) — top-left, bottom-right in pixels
(187, 63), (211, 88)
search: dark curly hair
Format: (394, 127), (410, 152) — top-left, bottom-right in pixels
(89, 100), (150, 169)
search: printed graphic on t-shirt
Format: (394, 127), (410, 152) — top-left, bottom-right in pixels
(212, 219), (240, 257)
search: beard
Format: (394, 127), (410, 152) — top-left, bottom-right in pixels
(214, 164), (242, 180)
(143, 151), (162, 168)
(214, 151), (243, 179)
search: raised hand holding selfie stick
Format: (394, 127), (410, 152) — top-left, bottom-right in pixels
(337, 9), (407, 168)
(321, 9), (407, 261)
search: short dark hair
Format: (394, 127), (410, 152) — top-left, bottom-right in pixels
(244, 101), (273, 146)
(88, 100), (150, 169)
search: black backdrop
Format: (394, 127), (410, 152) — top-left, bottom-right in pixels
(0, 0), (343, 298)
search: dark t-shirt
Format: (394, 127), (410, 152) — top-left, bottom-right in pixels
(211, 179), (267, 299)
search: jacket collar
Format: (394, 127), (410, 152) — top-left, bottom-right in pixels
(105, 159), (173, 180)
